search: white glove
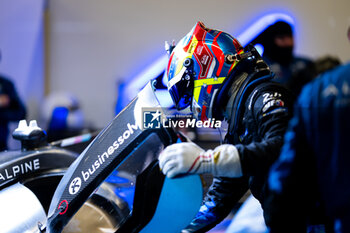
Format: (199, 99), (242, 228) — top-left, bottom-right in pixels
(158, 142), (243, 178)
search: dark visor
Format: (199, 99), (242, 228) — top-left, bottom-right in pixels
(168, 58), (194, 110)
(168, 75), (193, 110)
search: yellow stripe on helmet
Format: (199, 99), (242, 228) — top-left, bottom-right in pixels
(228, 50), (244, 74)
(193, 77), (226, 101)
(174, 36), (198, 77)
(194, 77), (226, 88)
(187, 36), (198, 55)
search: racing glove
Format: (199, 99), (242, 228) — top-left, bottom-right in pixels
(158, 142), (243, 178)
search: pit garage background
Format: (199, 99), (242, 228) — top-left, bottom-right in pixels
(0, 0), (350, 149)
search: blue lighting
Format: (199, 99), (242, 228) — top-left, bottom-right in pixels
(129, 55), (168, 91)
(254, 43), (265, 56)
(237, 13), (294, 46)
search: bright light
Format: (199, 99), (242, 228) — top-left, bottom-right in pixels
(128, 55), (168, 91)
(254, 43), (265, 56)
(237, 13), (294, 46)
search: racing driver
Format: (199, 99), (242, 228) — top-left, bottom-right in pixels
(159, 21), (294, 232)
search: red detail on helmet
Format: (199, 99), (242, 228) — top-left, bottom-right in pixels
(193, 39), (213, 79)
(232, 39), (243, 53)
(211, 32), (225, 77)
(193, 23), (206, 41)
(167, 52), (174, 75)
(184, 22), (207, 53)
(201, 105), (208, 121)
(207, 85), (212, 94)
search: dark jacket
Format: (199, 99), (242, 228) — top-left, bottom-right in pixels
(265, 62), (350, 233)
(184, 70), (294, 232)
(264, 55), (316, 96)
(0, 76), (26, 151)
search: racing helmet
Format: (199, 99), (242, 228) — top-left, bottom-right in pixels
(166, 21), (244, 120)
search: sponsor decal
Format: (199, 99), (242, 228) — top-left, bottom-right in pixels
(194, 43), (213, 78)
(323, 82), (350, 98)
(81, 122), (139, 182)
(262, 92), (282, 104)
(200, 55), (209, 65)
(196, 45), (203, 55)
(69, 122), (140, 195)
(0, 158), (40, 181)
(262, 99), (285, 113)
(187, 39), (198, 55)
(58, 200), (69, 215)
(69, 177), (82, 195)
(322, 84), (339, 97)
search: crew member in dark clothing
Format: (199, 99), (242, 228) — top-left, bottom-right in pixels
(158, 22), (293, 232)
(265, 61), (350, 233)
(252, 20), (316, 96)
(0, 61), (26, 151)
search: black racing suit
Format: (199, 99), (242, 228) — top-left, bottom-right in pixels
(183, 69), (294, 233)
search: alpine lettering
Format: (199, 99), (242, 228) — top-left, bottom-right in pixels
(0, 159), (40, 181)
